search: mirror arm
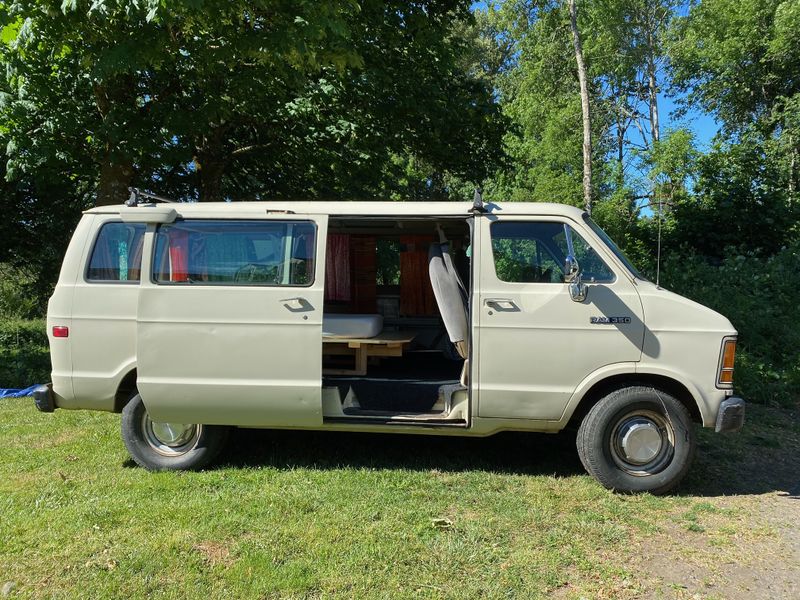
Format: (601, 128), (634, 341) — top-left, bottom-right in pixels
(563, 225), (587, 302)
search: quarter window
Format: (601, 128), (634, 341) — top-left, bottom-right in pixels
(87, 222), (146, 282)
(490, 221), (615, 284)
(152, 220), (316, 286)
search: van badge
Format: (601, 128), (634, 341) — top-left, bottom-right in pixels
(590, 316), (631, 324)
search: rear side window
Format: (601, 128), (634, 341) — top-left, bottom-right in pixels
(152, 220), (317, 286)
(87, 222), (146, 282)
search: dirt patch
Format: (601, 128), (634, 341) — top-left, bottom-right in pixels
(632, 494), (800, 599)
(631, 403), (800, 599)
(192, 541), (234, 568)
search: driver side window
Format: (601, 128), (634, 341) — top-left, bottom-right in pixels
(490, 221), (614, 284)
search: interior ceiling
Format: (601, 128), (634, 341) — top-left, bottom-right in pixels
(329, 218), (469, 237)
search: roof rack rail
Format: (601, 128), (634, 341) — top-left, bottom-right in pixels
(126, 187), (179, 207)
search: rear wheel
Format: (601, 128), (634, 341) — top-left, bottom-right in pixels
(121, 393), (229, 471)
(576, 386), (696, 494)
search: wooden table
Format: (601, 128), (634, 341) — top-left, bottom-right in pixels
(322, 331), (416, 376)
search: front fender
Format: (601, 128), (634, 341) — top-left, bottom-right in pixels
(560, 362), (712, 427)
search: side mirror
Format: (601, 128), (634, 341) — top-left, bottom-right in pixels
(564, 254), (588, 302)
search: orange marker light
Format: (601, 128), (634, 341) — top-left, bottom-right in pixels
(718, 339), (736, 385)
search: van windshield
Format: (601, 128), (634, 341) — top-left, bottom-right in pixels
(582, 215), (646, 280)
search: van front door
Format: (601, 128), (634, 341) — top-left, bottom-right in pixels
(136, 215), (327, 426)
(475, 215), (644, 420)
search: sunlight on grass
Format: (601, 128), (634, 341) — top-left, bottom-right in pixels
(1, 397), (796, 599)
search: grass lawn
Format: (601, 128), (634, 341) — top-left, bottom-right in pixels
(1, 397), (798, 599)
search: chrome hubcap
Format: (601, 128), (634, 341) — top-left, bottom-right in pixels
(142, 414), (201, 456)
(619, 419), (663, 464)
(610, 410), (674, 476)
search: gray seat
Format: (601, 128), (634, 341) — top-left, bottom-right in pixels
(428, 241), (469, 359)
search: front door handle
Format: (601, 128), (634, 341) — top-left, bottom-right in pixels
(484, 298), (519, 311)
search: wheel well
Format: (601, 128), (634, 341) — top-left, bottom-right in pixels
(569, 373), (702, 426)
(114, 369), (138, 413)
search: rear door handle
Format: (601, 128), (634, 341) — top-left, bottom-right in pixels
(280, 297), (313, 312)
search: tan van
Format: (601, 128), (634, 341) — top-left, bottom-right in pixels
(33, 196), (744, 493)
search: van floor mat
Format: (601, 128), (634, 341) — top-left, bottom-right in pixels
(324, 377), (457, 413)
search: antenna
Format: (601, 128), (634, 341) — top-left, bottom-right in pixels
(126, 187), (179, 207)
(656, 195), (662, 288)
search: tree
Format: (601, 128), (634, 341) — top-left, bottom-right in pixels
(668, 0), (800, 240)
(1, 1), (504, 205)
(568, 0), (593, 214)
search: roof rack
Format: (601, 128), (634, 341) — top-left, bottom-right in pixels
(126, 187), (179, 207)
(470, 187), (487, 213)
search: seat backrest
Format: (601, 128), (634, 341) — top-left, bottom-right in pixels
(428, 242), (469, 359)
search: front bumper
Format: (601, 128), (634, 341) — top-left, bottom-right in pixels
(715, 396), (745, 433)
(32, 383), (56, 413)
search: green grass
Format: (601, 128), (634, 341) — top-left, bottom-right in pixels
(0, 398), (797, 599)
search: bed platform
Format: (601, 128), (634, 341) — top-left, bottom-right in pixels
(322, 331), (416, 376)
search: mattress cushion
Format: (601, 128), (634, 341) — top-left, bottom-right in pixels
(323, 314), (384, 339)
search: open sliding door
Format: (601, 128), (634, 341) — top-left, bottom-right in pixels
(136, 214), (328, 427)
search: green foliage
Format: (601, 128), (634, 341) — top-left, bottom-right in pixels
(0, 264), (40, 319)
(0, 318), (49, 388)
(0, 0), (504, 205)
(488, 1), (587, 205)
(669, 0), (800, 133)
(660, 244), (800, 406)
(376, 240), (401, 286)
(666, 135), (798, 260)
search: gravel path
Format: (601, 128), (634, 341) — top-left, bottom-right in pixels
(634, 404), (800, 599)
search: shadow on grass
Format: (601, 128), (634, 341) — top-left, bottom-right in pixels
(221, 427), (586, 479)
(680, 404), (800, 498)
(215, 403), (800, 498)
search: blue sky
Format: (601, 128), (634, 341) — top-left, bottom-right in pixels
(659, 93), (718, 150)
(470, 1), (720, 149)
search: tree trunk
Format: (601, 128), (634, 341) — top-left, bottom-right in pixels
(568, 0), (593, 215)
(197, 155), (226, 202)
(196, 127), (229, 202)
(97, 155), (134, 206)
(93, 80), (135, 206)
(647, 30), (660, 144)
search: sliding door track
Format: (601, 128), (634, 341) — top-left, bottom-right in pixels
(324, 416), (467, 428)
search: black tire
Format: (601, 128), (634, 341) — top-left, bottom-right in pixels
(576, 386), (696, 495)
(121, 393), (229, 471)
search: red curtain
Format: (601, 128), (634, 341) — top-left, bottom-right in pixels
(169, 229), (189, 282)
(325, 234), (351, 301)
(351, 235), (377, 313)
(400, 235), (436, 316)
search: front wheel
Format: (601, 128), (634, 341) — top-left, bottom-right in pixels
(576, 386), (696, 494)
(121, 393), (229, 471)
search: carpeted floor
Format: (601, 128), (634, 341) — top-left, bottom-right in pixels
(323, 352), (463, 412)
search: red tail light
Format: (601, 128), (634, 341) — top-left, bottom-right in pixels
(52, 326), (69, 338)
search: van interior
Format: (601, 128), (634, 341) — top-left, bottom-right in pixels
(321, 217), (471, 426)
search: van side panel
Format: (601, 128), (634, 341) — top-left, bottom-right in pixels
(47, 215), (99, 406)
(64, 216), (143, 411)
(136, 216), (328, 427)
(474, 215), (645, 420)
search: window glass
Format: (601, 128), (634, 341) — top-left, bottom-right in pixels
(87, 222), (146, 282)
(153, 220), (316, 286)
(583, 215), (644, 279)
(490, 221), (614, 283)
